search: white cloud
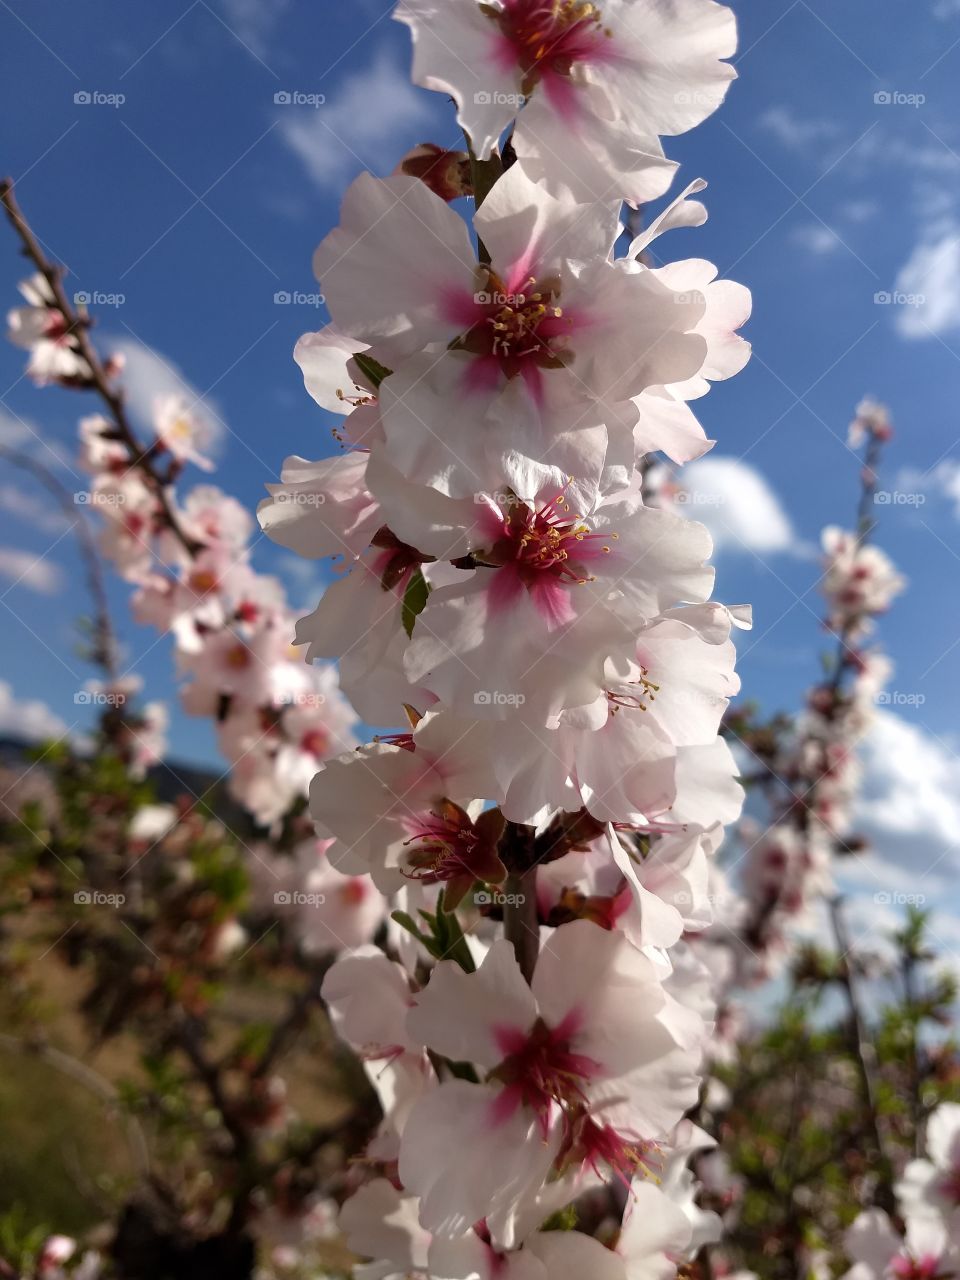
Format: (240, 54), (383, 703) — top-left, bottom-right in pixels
(853, 710), (960, 875)
(839, 200), (878, 223)
(680, 456), (796, 556)
(896, 460), (960, 516)
(0, 486), (68, 534)
(106, 337), (224, 458)
(215, 0), (290, 58)
(758, 107), (839, 150)
(0, 680), (67, 742)
(790, 223), (843, 255)
(279, 52), (437, 190)
(892, 224), (960, 338)
(0, 546), (64, 595)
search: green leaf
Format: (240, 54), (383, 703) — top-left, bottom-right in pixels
(402, 567), (430, 638)
(353, 351), (392, 389)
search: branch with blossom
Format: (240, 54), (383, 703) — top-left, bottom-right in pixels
(255, 0), (757, 1275)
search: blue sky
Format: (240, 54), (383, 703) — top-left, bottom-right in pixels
(1, 0), (959, 943)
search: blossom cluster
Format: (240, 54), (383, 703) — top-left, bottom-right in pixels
(259, 0), (755, 1272)
(726, 404), (905, 983)
(5, 293), (358, 830)
(844, 1102), (960, 1278)
(81, 408), (358, 825)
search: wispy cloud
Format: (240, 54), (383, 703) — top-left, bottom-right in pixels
(897, 460), (960, 515)
(278, 51), (439, 191)
(0, 679), (68, 742)
(758, 106), (839, 151)
(107, 336), (224, 458)
(0, 546), (64, 595)
(215, 0), (290, 58)
(893, 222), (960, 338)
(678, 456), (798, 557)
(0, 485), (69, 534)
(790, 223), (843, 255)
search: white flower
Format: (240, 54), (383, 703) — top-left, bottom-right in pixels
(403, 487), (714, 725)
(314, 165), (708, 506)
(842, 1208), (958, 1279)
(7, 274), (91, 386)
(395, 0), (737, 204)
(153, 393), (215, 471)
(399, 921), (703, 1236)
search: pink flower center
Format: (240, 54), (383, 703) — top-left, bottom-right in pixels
(487, 498), (615, 585)
(577, 1116), (660, 1189)
(939, 1163), (960, 1206)
(300, 728), (329, 758)
(490, 1012), (600, 1136)
(494, 0), (610, 90)
(479, 497), (619, 629)
(890, 1253), (943, 1279)
(400, 801), (503, 896)
(401, 804), (480, 883)
(451, 272), (573, 383)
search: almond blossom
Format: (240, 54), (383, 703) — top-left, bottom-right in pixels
(395, 0), (737, 205)
(400, 922), (703, 1236)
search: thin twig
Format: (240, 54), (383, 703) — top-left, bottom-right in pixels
(0, 445), (119, 678)
(829, 895), (896, 1212)
(0, 178), (199, 556)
